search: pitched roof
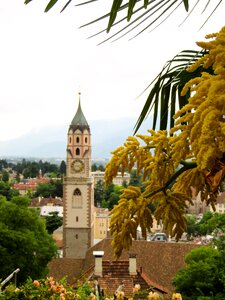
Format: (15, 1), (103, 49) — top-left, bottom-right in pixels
(30, 197), (63, 207)
(69, 94), (90, 133)
(84, 239), (195, 294)
(49, 238), (200, 295)
(48, 258), (84, 283)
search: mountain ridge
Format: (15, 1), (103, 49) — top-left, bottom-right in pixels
(0, 117), (151, 159)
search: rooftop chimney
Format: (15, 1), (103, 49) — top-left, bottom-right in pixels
(93, 251), (104, 277)
(129, 253), (137, 275)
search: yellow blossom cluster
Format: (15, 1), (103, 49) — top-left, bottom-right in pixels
(110, 186), (153, 258)
(115, 290), (125, 299)
(148, 291), (161, 299)
(105, 26), (225, 257)
(172, 26), (225, 171)
(172, 293), (182, 300)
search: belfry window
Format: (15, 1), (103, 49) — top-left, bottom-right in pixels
(72, 188), (82, 208)
(76, 148), (80, 155)
(76, 137), (79, 143)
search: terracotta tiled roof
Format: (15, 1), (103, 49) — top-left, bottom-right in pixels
(13, 183), (37, 190)
(140, 270), (169, 294)
(14, 178), (49, 190)
(97, 261), (150, 297)
(30, 197), (63, 207)
(48, 239), (200, 296)
(48, 258), (84, 284)
(83, 239), (200, 294)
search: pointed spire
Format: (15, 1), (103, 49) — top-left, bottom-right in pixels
(69, 92), (90, 133)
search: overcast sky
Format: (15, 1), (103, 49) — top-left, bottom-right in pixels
(0, 1), (224, 141)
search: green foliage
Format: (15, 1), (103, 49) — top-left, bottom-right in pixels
(0, 181), (19, 200)
(15, 172), (20, 183)
(0, 196), (57, 284)
(1, 170), (9, 183)
(92, 163), (105, 172)
(0, 159), (8, 171)
(186, 214), (198, 238)
(11, 195), (31, 207)
(59, 160), (66, 175)
(34, 180), (63, 198)
(94, 181), (123, 209)
(94, 180), (105, 207)
(12, 159), (63, 179)
(173, 246), (225, 299)
(104, 183), (123, 210)
(108, 185), (123, 209)
(45, 211), (63, 234)
(198, 211), (215, 236)
(186, 212), (225, 239)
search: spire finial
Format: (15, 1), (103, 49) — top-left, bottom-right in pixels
(78, 85), (81, 96)
(78, 86), (81, 106)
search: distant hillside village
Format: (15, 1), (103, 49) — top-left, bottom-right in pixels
(1, 95), (225, 299)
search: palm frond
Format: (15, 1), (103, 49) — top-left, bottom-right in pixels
(133, 49), (213, 134)
(80, 0), (222, 42)
(24, 1), (222, 38)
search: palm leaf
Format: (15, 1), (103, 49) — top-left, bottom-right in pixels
(60, 0), (73, 13)
(79, 0), (222, 42)
(133, 49), (213, 134)
(107, 0), (123, 32)
(44, 0), (58, 12)
(25, 1), (222, 37)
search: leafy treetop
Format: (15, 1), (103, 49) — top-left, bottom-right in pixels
(0, 195), (57, 283)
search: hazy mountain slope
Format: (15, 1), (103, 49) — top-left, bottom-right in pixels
(0, 117), (151, 159)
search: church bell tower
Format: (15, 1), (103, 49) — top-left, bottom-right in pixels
(63, 92), (94, 258)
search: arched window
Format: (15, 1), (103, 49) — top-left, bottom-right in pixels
(85, 137), (88, 143)
(72, 188), (82, 208)
(76, 148), (80, 156)
(76, 216), (79, 222)
(76, 137), (79, 143)
(69, 137), (72, 144)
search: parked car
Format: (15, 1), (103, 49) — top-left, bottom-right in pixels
(150, 233), (167, 241)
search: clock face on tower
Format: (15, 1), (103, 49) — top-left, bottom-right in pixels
(71, 159), (84, 173)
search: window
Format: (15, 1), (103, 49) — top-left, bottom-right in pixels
(76, 216), (79, 222)
(76, 137), (79, 143)
(72, 188), (82, 208)
(76, 148), (80, 155)
(75, 234), (78, 239)
(69, 137), (72, 144)
(85, 137), (88, 143)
